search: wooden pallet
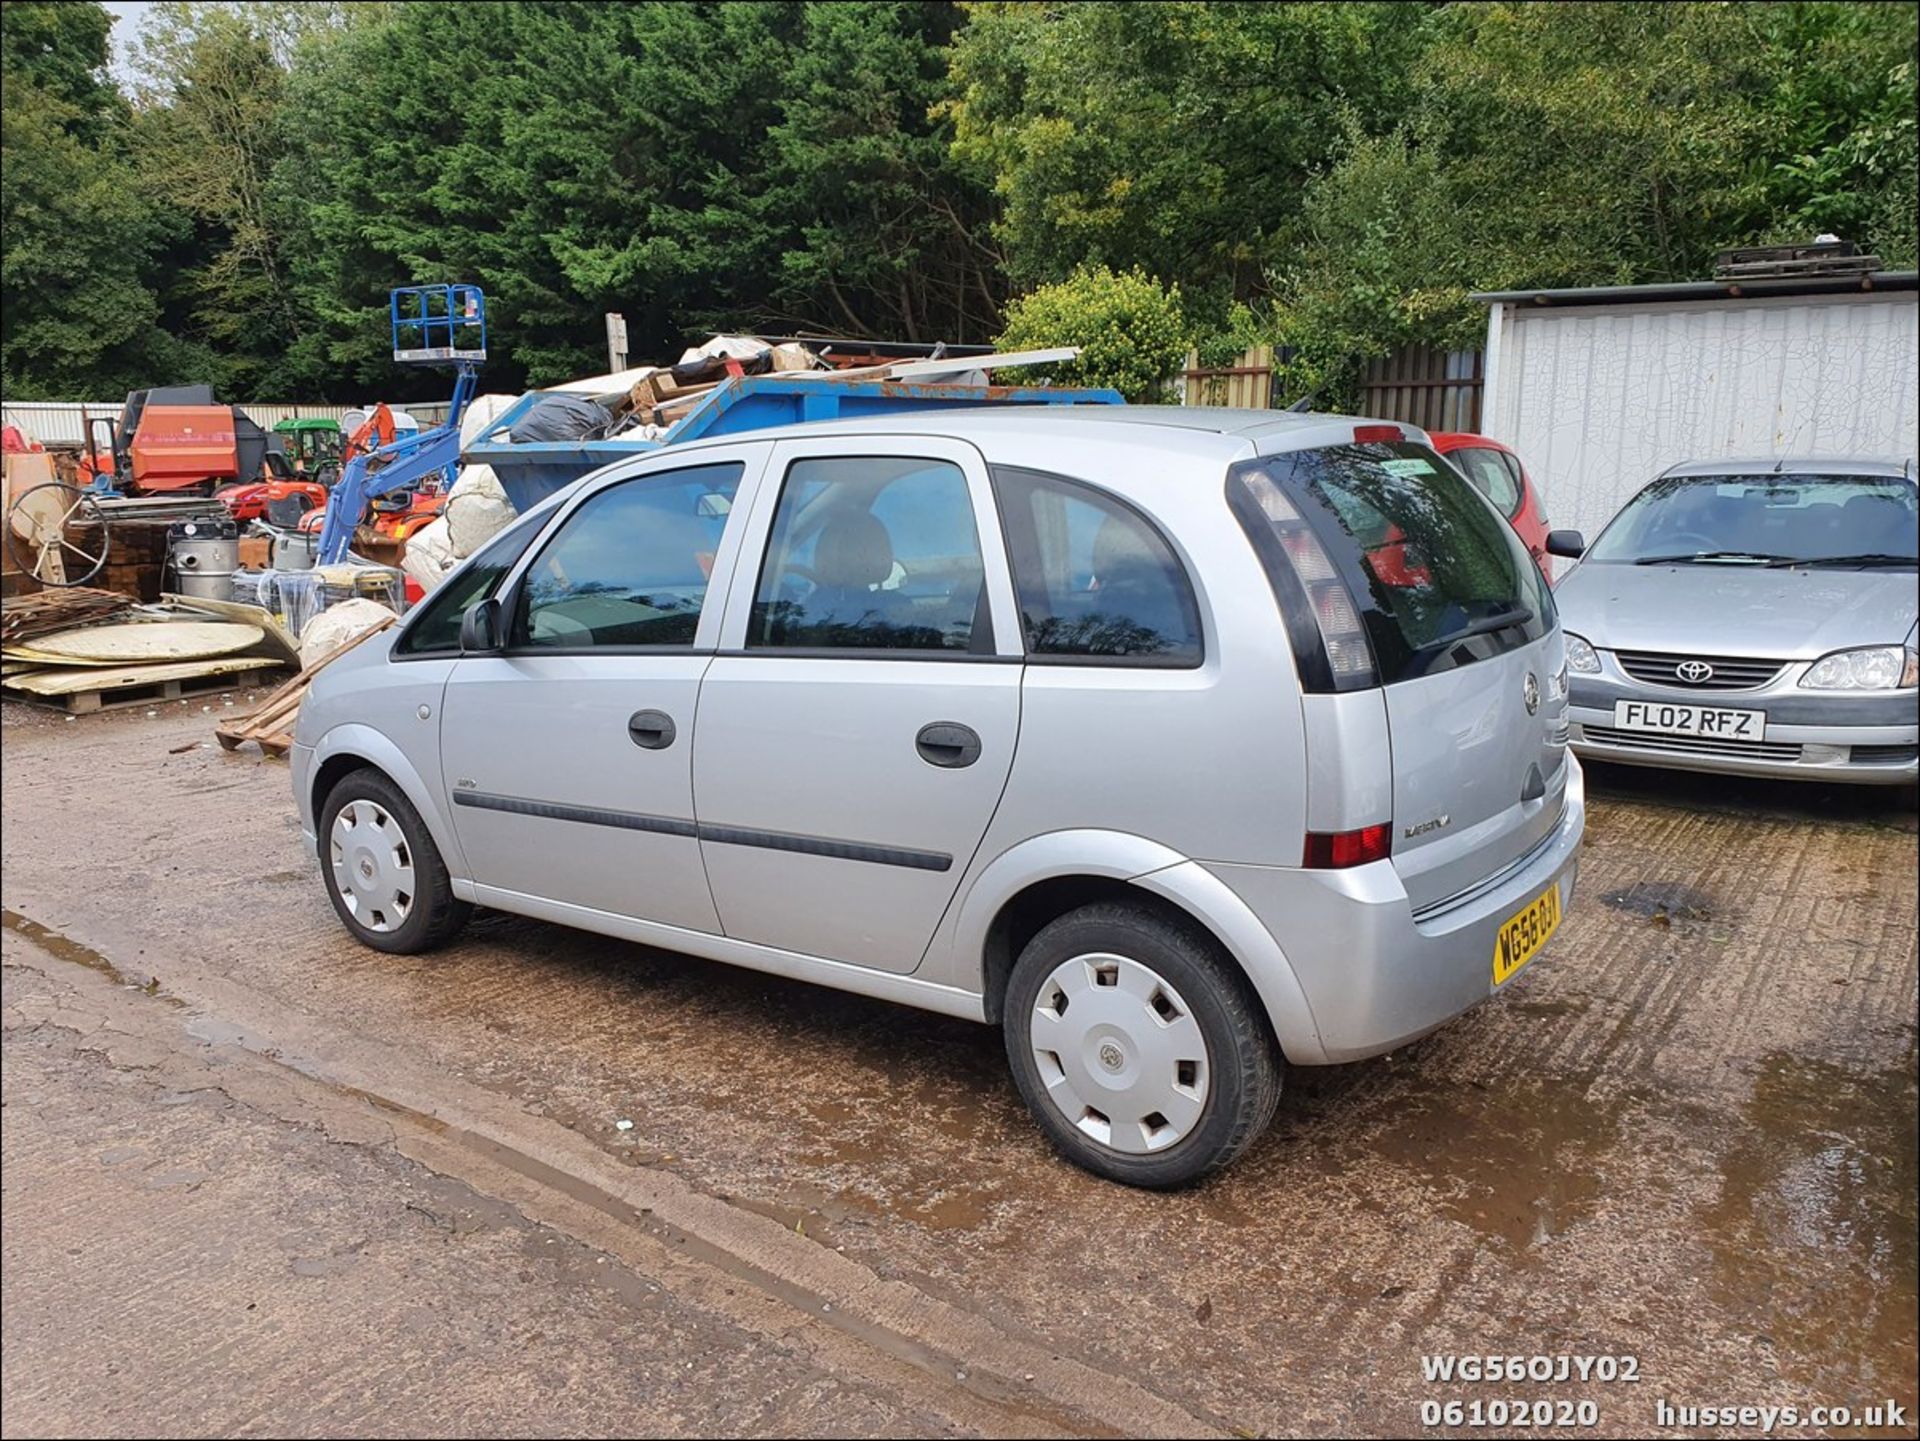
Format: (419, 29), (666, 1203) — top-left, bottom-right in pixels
(5, 661), (277, 715)
(0, 586), (134, 647)
(214, 612), (397, 757)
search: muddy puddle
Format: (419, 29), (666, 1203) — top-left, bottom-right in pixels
(3, 908), (159, 996)
(1701, 1051), (1919, 1405)
(1602, 880), (1720, 929)
(1362, 1074), (1627, 1252)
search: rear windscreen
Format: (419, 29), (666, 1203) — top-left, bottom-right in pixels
(1257, 442), (1551, 683)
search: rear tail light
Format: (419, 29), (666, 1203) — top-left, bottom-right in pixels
(1302, 824), (1392, 869)
(1226, 464), (1379, 691)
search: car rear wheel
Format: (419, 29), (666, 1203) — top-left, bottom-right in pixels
(1003, 901), (1280, 1188)
(318, 769), (470, 954)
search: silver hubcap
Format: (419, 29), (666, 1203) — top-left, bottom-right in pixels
(329, 799), (415, 933)
(1029, 952), (1210, 1154)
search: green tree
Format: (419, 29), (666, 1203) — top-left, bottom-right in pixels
(269, 1), (1003, 398)
(755, 1), (1003, 343)
(0, 2), (179, 398)
(946, 2), (1428, 305)
(1266, 1), (1920, 406)
(994, 264), (1187, 401)
(271, 1), (805, 395)
(131, 7), (298, 393)
(1746, 2), (1917, 264)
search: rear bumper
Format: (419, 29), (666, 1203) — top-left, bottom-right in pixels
(1568, 676), (1918, 784)
(1204, 757), (1586, 1063)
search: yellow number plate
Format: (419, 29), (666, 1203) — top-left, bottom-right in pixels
(1493, 884), (1562, 985)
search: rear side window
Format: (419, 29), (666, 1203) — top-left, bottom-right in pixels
(1231, 441), (1550, 688)
(393, 512), (544, 656)
(992, 466), (1201, 665)
(513, 461), (742, 648)
(749, 456), (987, 652)
(1447, 446), (1523, 518)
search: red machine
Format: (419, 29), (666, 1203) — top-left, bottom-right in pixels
(81, 385), (287, 496)
(215, 405), (409, 525)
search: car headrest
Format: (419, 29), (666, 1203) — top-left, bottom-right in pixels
(813, 510), (894, 590)
(1091, 514), (1156, 585)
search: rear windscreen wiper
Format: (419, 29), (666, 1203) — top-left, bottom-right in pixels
(1404, 608), (1535, 675)
(1765, 552), (1918, 569)
(1633, 551), (1787, 565)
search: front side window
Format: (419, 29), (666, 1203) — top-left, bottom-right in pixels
(394, 508), (546, 656)
(514, 461), (742, 648)
(749, 457), (987, 652)
(1584, 473), (1919, 568)
(993, 466), (1201, 664)
(1447, 446), (1523, 518)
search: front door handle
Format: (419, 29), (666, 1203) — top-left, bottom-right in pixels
(916, 721), (981, 769)
(628, 709), (677, 750)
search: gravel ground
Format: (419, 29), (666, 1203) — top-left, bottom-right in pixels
(3, 698), (1914, 1438)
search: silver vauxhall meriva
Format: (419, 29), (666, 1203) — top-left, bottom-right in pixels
(293, 410), (1584, 1186)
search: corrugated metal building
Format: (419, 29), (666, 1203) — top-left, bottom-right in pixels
(1476, 271), (1919, 540)
(1, 401), (451, 448)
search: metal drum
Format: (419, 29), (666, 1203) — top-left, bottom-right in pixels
(272, 529), (318, 571)
(168, 523), (239, 602)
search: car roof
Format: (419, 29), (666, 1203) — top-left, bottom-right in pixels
(655, 404), (1422, 464)
(1660, 455), (1915, 479)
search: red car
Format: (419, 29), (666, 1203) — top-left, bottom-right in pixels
(1428, 432), (1552, 575)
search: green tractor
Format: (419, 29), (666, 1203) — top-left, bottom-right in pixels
(271, 417), (345, 487)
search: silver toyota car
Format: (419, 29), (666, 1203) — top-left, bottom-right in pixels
(292, 410), (1584, 1187)
(1549, 457), (1919, 785)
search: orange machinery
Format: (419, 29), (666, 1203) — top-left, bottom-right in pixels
(80, 385), (285, 496)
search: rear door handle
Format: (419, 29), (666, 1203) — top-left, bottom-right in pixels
(627, 709), (676, 750)
(916, 722), (982, 769)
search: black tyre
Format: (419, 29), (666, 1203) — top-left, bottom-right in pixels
(318, 768), (470, 954)
(1003, 901), (1281, 1188)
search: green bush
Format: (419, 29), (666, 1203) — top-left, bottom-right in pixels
(994, 264), (1187, 403)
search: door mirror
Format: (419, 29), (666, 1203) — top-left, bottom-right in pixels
(1546, 529), (1586, 559)
(458, 598), (501, 653)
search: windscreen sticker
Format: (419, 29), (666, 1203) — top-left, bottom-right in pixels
(1379, 457), (1436, 478)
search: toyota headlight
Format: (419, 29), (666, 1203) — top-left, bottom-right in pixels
(1564, 632), (1601, 674)
(1799, 645), (1918, 691)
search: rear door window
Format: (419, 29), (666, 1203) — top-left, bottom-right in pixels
(1249, 441), (1551, 683)
(748, 456), (987, 652)
(992, 466), (1201, 665)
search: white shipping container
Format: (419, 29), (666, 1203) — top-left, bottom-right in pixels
(1480, 285), (1919, 541)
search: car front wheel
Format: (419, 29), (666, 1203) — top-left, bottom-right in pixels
(318, 768), (470, 954)
(1003, 901), (1281, 1188)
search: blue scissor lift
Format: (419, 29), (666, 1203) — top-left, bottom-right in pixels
(316, 285), (487, 565)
